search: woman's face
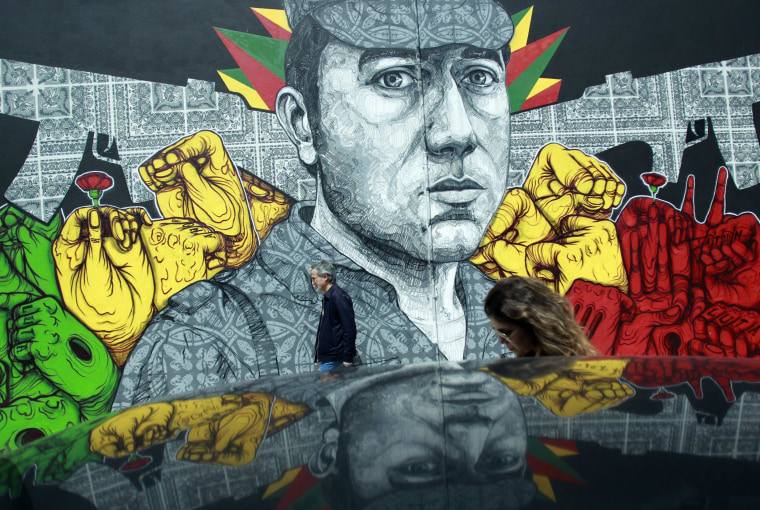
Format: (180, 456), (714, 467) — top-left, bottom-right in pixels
(489, 317), (537, 357)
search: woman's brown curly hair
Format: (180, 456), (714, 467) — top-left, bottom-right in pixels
(484, 276), (598, 356)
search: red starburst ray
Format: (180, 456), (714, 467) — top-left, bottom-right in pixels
(507, 27), (568, 87)
(520, 80), (562, 111)
(253, 10), (292, 40)
(215, 29), (285, 110)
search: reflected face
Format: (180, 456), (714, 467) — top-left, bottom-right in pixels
(339, 369), (527, 503)
(315, 40), (511, 262)
(489, 317), (536, 357)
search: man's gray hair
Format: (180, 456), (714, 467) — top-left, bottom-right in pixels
(311, 259), (336, 283)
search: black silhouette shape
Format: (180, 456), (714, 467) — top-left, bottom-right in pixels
(59, 132), (159, 219)
(594, 140), (653, 220)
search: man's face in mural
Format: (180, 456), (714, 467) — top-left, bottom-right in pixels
(328, 369), (531, 508)
(310, 40), (511, 262)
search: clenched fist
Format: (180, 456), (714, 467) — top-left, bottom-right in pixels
(471, 188), (554, 279)
(523, 143), (625, 227)
(139, 130), (255, 267)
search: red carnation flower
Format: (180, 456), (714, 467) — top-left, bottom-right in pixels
(650, 388), (675, 400)
(75, 171), (113, 207)
(640, 172), (667, 202)
(641, 172), (666, 188)
(119, 453), (153, 472)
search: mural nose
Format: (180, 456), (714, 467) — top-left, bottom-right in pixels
(425, 82), (477, 158)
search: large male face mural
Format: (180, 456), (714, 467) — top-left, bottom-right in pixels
(111, 0), (601, 410)
(3, 0), (760, 455)
(277, 5), (513, 264)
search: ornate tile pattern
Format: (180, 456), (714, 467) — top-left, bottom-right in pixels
(2, 50), (760, 222)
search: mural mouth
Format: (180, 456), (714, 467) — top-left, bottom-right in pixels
(428, 177), (484, 193)
(430, 208), (476, 224)
(438, 374), (503, 403)
(428, 177), (485, 204)
(440, 390), (499, 405)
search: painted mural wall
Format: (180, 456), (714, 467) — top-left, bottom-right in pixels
(2, 0), (760, 454)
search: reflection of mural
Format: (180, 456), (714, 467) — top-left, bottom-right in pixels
(90, 392), (308, 465)
(2, 0), (760, 456)
(3, 357), (760, 508)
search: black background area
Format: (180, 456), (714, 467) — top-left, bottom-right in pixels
(2, 1), (760, 107)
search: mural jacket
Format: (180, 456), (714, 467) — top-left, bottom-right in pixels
(314, 283), (357, 364)
(112, 201), (501, 410)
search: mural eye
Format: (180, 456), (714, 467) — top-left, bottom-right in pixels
(389, 458), (442, 486)
(376, 70), (415, 89)
(463, 69), (496, 87)
(400, 459), (439, 474)
(479, 452), (522, 473)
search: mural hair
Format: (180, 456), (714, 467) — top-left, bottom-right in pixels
(484, 276), (598, 356)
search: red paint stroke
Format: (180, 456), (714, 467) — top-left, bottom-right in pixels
(622, 357), (760, 401)
(275, 467), (322, 510)
(507, 27), (568, 86)
(527, 454), (584, 484)
(215, 29), (285, 110)
(520, 80), (562, 111)
(540, 438), (579, 455)
(253, 10), (291, 41)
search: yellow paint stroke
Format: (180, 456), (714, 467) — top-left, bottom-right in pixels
(217, 71), (269, 111)
(511, 6), (533, 51)
(263, 467), (302, 498)
(545, 444), (579, 457)
(251, 7), (292, 32)
(527, 77), (561, 100)
(485, 359), (634, 417)
(533, 474), (556, 502)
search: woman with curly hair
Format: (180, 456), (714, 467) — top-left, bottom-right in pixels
(484, 276), (598, 357)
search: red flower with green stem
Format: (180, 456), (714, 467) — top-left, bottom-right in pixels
(641, 172), (667, 202)
(75, 171), (114, 207)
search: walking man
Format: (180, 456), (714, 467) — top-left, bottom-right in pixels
(311, 260), (356, 371)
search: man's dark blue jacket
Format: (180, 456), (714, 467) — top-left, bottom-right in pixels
(315, 283), (357, 364)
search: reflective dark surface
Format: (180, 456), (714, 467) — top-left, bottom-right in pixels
(3, 356), (760, 509)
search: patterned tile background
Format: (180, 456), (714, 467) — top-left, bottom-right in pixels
(2, 52), (759, 222)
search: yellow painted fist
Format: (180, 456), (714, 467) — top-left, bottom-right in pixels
(487, 358), (634, 417)
(523, 143), (625, 228)
(139, 130), (255, 268)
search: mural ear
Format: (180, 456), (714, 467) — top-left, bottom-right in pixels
(307, 426), (339, 478)
(276, 86), (318, 166)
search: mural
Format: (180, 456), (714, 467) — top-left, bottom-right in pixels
(3, 357), (760, 508)
(2, 0), (760, 459)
